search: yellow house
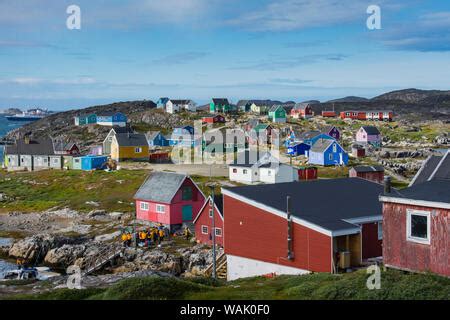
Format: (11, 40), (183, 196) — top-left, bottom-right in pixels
(110, 132), (149, 161)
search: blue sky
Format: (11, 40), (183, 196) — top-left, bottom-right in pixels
(0, 0), (449, 110)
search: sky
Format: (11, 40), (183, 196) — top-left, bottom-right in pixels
(0, 0), (449, 110)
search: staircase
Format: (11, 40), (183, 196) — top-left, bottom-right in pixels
(182, 222), (195, 234)
(204, 252), (227, 280)
(82, 245), (123, 276)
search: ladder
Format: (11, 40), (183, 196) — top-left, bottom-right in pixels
(82, 245), (123, 276)
(204, 252), (227, 280)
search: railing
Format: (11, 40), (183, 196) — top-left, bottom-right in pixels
(82, 245), (123, 276)
(204, 252), (226, 277)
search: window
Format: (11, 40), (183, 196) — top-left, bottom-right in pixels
(182, 186), (193, 200)
(202, 225), (209, 235)
(135, 147), (142, 153)
(377, 222), (383, 240)
(407, 210), (430, 244)
(267, 170), (272, 176)
(140, 202), (149, 211)
(243, 169), (248, 174)
(232, 168), (237, 173)
(209, 209), (213, 218)
(53, 158), (59, 164)
(329, 154), (333, 161)
(333, 144), (337, 153)
(215, 228), (222, 237)
(156, 204), (166, 213)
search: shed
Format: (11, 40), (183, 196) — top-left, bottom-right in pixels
(72, 157), (82, 170)
(80, 155), (107, 171)
(298, 166), (318, 180)
(349, 165), (384, 184)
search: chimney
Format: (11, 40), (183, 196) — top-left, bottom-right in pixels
(384, 176), (391, 194)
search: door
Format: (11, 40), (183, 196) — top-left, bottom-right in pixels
(182, 205), (193, 221)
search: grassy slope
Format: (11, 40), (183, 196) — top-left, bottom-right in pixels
(10, 269), (450, 300)
(0, 169), (149, 213)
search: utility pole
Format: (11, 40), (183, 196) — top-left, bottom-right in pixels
(209, 185), (217, 279)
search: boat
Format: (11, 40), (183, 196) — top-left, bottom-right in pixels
(1, 266), (59, 281)
(6, 108), (50, 122)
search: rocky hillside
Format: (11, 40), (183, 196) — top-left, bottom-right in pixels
(4, 100), (192, 151)
(373, 88), (450, 103)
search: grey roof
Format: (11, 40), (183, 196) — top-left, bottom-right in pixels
(171, 99), (192, 105)
(111, 126), (134, 134)
(53, 141), (76, 152)
(5, 137), (55, 155)
(410, 151), (450, 186)
(212, 98), (229, 105)
(310, 139), (334, 152)
(134, 172), (188, 203)
(322, 126), (336, 134)
(236, 100), (249, 107)
(231, 150), (270, 167)
(223, 178), (385, 232)
(297, 130), (321, 140)
(361, 126), (380, 135)
(115, 133), (148, 147)
(389, 179), (450, 204)
(268, 105), (283, 112)
(352, 165), (384, 173)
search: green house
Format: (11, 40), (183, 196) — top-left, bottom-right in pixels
(75, 113), (97, 126)
(210, 98), (232, 113)
(268, 105), (287, 123)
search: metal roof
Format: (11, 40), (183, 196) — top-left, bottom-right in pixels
(134, 172), (188, 203)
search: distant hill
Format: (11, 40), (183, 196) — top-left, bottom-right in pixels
(372, 88), (450, 103)
(327, 96), (369, 103)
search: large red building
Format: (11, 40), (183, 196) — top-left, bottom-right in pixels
(340, 110), (393, 121)
(222, 178), (385, 280)
(193, 195), (224, 246)
(134, 172), (205, 231)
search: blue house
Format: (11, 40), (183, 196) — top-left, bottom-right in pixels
(286, 142), (311, 157)
(81, 155), (108, 171)
(308, 139), (348, 166)
(285, 130), (335, 148)
(169, 126), (198, 147)
(147, 131), (169, 147)
(96, 112), (127, 127)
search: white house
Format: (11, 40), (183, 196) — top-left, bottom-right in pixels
(167, 99), (196, 114)
(229, 151), (298, 184)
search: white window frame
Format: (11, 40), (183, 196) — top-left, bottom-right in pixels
(156, 204), (166, 214)
(243, 169), (248, 175)
(202, 225), (209, 235)
(135, 147), (143, 153)
(406, 209), (431, 245)
(209, 209), (213, 218)
(140, 202), (149, 211)
(377, 222), (383, 240)
(215, 228), (222, 237)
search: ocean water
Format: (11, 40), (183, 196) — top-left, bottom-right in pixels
(0, 238), (15, 279)
(0, 115), (28, 163)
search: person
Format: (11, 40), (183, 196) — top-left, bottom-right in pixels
(121, 233), (128, 247)
(126, 232), (132, 247)
(158, 228), (165, 245)
(183, 227), (191, 241)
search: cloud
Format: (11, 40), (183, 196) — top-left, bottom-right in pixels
(378, 11), (450, 52)
(152, 52), (209, 65)
(228, 0), (374, 31)
(231, 54), (349, 70)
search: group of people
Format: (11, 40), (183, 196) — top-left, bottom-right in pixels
(121, 224), (168, 248)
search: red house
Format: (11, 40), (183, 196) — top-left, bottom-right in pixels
(380, 179), (450, 277)
(322, 111), (336, 118)
(349, 165), (384, 184)
(290, 103), (313, 119)
(202, 114), (226, 124)
(340, 110), (393, 121)
(380, 151), (450, 277)
(193, 195), (224, 246)
(222, 178), (384, 280)
(134, 172), (205, 231)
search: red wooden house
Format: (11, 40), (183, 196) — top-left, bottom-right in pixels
(321, 111), (336, 117)
(380, 151), (450, 277)
(134, 172), (205, 231)
(202, 114), (226, 124)
(290, 103), (313, 119)
(349, 165), (384, 184)
(222, 178), (384, 280)
(340, 110), (393, 121)
(193, 195), (224, 246)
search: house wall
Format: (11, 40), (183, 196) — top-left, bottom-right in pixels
(349, 170), (384, 184)
(194, 203), (224, 246)
(49, 156), (62, 169)
(224, 195), (333, 278)
(259, 165), (297, 184)
(136, 199), (172, 225)
(33, 155), (48, 168)
(383, 202), (449, 277)
(361, 222), (383, 259)
(229, 166), (258, 183)
(308, 151), (325, 165)
(117, 146), (149, 161)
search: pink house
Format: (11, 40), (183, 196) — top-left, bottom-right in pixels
(356, 126), (382, 148)
(134, 172), (205, 231)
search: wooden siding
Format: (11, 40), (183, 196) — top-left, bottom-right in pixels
(383, 202), (449, 277)
(194, 202), (224, 246)
(223, 195), (332, 273)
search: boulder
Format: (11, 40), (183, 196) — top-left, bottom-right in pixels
(44, 244), (86, 267)
(8, 234), (69, 262)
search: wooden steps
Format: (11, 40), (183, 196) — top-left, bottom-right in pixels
(204, 251), (227, 280)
